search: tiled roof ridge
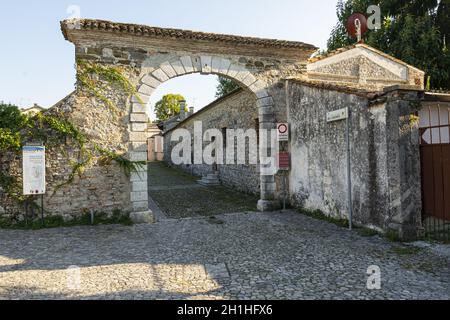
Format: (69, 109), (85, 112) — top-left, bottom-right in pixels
(288, 78), (382, 98)
(308, 43), (424, 73)
(61, 19), (317, 50)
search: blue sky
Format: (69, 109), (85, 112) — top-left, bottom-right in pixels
(0, 0), (339, 117)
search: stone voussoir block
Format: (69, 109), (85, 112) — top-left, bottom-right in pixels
(227, 64), (243, 79)
(235, 70), (251, 82)
(129, 132), (149, 142)
(218, 58), (231, 75)
(132, 102), (146, 113)
(138, 83), (155, 96)
(249, 79), (268, 92)
(132, 202), (150, 212)
(132, 181), (148, 192)
(259, 121), (276, 130)
(152, 68), (169, 82)
(130, 191), (148, 202)
(255, 89), (270, 99)
(261, 175), (275, 183)
(200, 56), (212, 73)
(259, 113), (275, 123)
(130, 171), (148, 182)
(180, 56), (194, 73)
(130, 210), (154, 224)
(170, 59), (186, 75)
(261, 182), (277, 192)
(133, 162), (148, 172)
(131, 93), (150, 104)
(130, 113), (148, 123)
(130, 141), (148, 152)
(141, 74), (161, 88)
(241, 73), (257, 87)
(257, 96), (274, 108)
(160, 61), (177, 78)
(130, 151), (148, 162)
(191, 56), (202, 72)
(131, 123), (148, 132)
(211, 56), (222, 73)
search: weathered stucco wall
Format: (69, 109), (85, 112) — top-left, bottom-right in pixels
(163, 89), (261, 195)
(288, 81), (423, 238)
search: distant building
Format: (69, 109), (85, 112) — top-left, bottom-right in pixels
(21, 104), (44, 115)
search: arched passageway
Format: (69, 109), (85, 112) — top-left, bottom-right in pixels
(61, 19), (317, 217)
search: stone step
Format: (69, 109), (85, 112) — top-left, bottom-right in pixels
(197, 173), (221, 186)
(197, 180), (221, 186)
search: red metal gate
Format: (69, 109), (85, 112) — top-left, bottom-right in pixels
(419, 103), (450, 241)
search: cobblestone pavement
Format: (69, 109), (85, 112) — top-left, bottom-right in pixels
(148, 162), (258, 219)
(0, 211), (449, 300)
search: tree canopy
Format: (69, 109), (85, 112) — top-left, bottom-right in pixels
(327, 0), (450, 90)
(215, 76), (240, 98)
(0, 103), (27, 133)
(154, 94), (188, 121)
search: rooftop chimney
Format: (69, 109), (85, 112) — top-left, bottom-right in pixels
(179, 100), (186, 120)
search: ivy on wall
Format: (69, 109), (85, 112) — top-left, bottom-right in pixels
(0, 108), (144, 208)
(76, 59), (144, 114)
(0, 60), (148, 211)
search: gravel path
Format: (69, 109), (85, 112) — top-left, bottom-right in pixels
(0, 211), (448, 300)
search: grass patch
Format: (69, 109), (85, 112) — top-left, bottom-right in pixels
(207, 216), (225, 225)
(385, 229), (402, 242)
(422, 231), (450, 244)
(298, 208), (349, 228)
(390, 246), (422, 255)
(0, 209), (133, 230)
(356, 227), (380, 237)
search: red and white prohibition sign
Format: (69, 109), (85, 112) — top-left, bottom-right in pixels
(277, 123), (289, 141)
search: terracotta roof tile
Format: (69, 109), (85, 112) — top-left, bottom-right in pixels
(61, 19), (317, 50)
(288, 78), (382, 98)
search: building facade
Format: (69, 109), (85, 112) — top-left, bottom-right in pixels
(1, 19), (447, 240)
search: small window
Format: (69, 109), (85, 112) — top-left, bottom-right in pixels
(255, 118), (260, 145)
(221, 127), (227, 148)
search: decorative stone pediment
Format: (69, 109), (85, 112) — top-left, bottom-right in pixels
(306, 43), (425, 90)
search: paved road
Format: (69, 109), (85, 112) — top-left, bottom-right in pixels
(0, 211), (448, 300)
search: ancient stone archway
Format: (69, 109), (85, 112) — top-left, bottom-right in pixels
(131, 57), (276, 212)
(61, 19), (317, 218)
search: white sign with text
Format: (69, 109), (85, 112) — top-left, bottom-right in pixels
(22, 145), (46, 195)
(327, 108), (349, 123)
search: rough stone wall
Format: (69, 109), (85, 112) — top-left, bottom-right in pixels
(71, 35), (310, 211)
(163, 89), (261, 195)
(382, 91), (423, 239)
(0, 91), (133, 220)
(288, 82), (423, 238)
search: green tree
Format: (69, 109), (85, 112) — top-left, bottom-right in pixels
(215, 76), (240, 98)
(154, 94), (188, 121)
(327, 0), (450, 90)
(0, 103), (28, 132)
